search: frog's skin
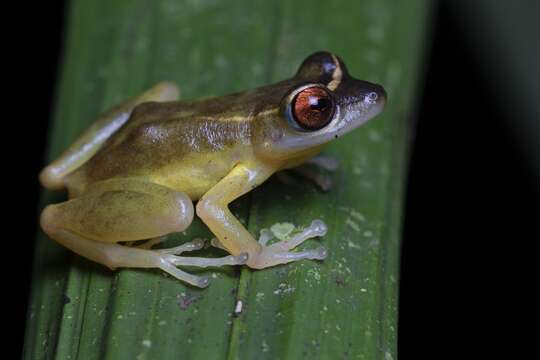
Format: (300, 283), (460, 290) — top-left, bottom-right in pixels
(40, 51), (386, 287)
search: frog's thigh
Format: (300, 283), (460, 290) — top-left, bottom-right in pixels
(43, 181), (194, 242)
(40, 81), (180, 190)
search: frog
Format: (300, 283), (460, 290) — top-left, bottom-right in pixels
(39, 51), (387, 288)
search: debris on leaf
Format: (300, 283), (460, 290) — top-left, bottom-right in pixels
(177, 293), (199, 310)
(234, 300), (243, 316)
(269, 222), (296, 241)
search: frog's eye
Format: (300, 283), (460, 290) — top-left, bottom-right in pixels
(287, 86), (335, 131)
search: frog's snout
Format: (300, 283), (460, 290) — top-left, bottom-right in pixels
(343, 78), (387, 112)
(364, 82), (387, 107)
(374, 83), (387, 104)
(358, 81), (387, 121)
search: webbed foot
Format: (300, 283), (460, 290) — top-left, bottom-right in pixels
(211, 220), (328, 269)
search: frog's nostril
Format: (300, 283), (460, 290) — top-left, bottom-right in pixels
(365, 88), (385, 105)
(363, 84), (387, 105)
(368, 92), (378, 101)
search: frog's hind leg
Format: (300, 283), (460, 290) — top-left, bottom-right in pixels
(39, 81), (180, 190)
(41, 228), (213, 287)
(40, 179), (246, 287)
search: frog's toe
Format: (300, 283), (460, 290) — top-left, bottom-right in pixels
(311, 174), (333, 192)
(157, 238), (205, 255)
(247, 245), (327, 269)
(197, 276), (210, 288)
(313, 246), (328, 260)
(210, 237), (227, 250)
(157, 258), (211, 288)
(162, 252), (248, 267)
(290, 166), (335, 192)
(258, 228), (274, 246)
(132, 236), (167, 249)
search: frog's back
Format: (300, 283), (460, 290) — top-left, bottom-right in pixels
(65, 100), (253, 198)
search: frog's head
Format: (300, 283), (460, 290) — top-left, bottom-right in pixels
(253, 51), (386, 162)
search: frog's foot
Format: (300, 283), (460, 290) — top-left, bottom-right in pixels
(157, 238), (248, 267)
(307, 154), (339, 172)
(135, 247), (247, 287)
(248, 219), (328, 269)
(134, 239), (248, 285)
(291, 167), (334, 192)
(285, 155), (339, 192)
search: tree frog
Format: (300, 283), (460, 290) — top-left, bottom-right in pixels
(40, 51), (386, 288)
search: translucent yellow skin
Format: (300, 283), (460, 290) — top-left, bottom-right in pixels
(39, 51), (386, 287)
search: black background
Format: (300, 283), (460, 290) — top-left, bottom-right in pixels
(8, 1), (539, 358)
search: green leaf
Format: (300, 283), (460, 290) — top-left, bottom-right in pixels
(25, 0), (429, 359)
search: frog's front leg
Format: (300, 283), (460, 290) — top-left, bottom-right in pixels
(196, 164), (328, 269)
(40, 179), (247, 287)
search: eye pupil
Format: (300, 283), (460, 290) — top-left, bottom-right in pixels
(309, 96), (329, 111)
(291, 87), (334, 130)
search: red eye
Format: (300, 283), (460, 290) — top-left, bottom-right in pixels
(291, 87), (335, 130)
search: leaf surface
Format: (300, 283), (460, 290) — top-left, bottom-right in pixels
(25, 1), (429, 359)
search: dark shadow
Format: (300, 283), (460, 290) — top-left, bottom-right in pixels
(12, 1), (67, 357)
(399, 0), (539, 357)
